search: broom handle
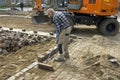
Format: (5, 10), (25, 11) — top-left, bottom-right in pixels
(45, 44), (57, 63)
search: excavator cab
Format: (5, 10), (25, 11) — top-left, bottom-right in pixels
(68, 0), (119, 16)
(68, 0), (83, 10)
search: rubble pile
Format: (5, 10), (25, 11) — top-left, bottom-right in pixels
(82, 54), (120, 80)
(0, 30), (51, 54)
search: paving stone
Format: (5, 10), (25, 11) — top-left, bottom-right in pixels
(2, 49), (8, 55)
(14, 72), (22, 77)
(0, 48), (2, 53)
(17, 77), (24, 80)
(31, 73), (36, 77)
(34, 76), (40, 80)
(24, 73), (32, 80)
(21, 68), (29, 73)
(7, 76), (15, 80)
(27, 62), (38, 69)
(70, 35), (77, 39)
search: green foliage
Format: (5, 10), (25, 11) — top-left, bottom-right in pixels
(0, 4), (32, 8)
(0, 4), (18, 8)
(0, 10), (6, 13)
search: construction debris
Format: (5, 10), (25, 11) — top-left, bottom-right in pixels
(82, 54), (120, 80)
(0, 29), (51, 54)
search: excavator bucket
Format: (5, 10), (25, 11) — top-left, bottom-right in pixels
(32, 15), (50, 24)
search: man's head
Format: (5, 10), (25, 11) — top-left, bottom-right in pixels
(46, 8), (55, 17)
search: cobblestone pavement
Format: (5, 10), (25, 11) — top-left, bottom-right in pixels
(16, 35), (120, 80)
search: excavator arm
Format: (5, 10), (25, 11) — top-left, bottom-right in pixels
(33, 0), (42, 11)
(32, 0), (68, 24)
(32, 0), (50, 24)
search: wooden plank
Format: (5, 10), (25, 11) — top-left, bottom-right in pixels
(44, 63), (65, 80)
(38, 62), (54, 71)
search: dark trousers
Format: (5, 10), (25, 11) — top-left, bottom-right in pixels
(58, 44), (63, 54)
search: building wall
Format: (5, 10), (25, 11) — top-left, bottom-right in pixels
(0, 0), (5, 6)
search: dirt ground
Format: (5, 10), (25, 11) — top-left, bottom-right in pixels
(0, 16), (55, 32)
(0, 15), (120, 80)
(0, 39), (55, 80)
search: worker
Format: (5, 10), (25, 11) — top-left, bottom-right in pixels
(19, 2), (24, 11)
(47, 8), (72, 62)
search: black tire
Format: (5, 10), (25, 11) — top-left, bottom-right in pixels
(99, 19), (119, 36)
(96, 18), (103, 31)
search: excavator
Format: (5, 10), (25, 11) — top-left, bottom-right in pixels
(32, 0), (120, 36)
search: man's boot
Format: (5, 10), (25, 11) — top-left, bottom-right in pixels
(54, 54), (65, 62)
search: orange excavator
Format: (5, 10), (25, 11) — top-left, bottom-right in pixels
(32, 0), (120, 36)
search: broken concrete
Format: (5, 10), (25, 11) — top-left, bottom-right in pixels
(82, 54), (120, 80)
(0, 28), (53, 54)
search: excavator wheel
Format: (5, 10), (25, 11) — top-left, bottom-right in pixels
(98, 18), (119, 36)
